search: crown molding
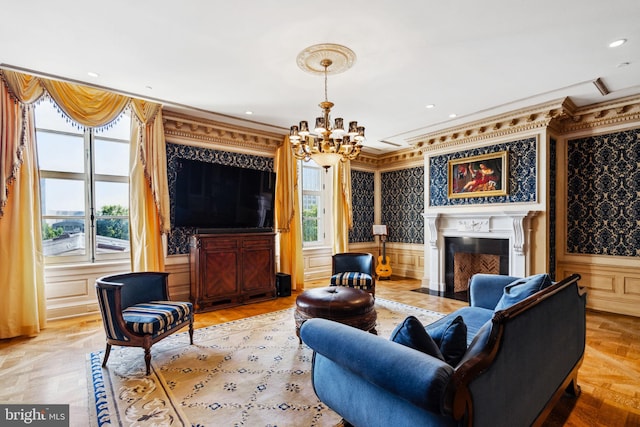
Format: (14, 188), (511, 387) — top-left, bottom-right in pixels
(413, 98), (571, 153)
(555, 94), (640, 134)
(163, 110), (284, 155)
(162, 94), (640, 166)
(374, 147), (424, 169)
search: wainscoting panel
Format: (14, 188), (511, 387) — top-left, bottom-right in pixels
(557, 262), (640, 317)
(625, 277), (640, 296)
(166, 255), (191, 301)
(303, 247), (333, 282)
(382, 244), (424, 280)
(44, 261), (130, 320)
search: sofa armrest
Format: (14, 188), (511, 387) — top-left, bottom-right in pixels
(469, 274), (520, 309)
(301, 318), (454, 413)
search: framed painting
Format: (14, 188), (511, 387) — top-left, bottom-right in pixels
(448, 151), (508, 198)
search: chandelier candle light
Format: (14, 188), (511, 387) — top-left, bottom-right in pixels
(290, 44), (365, 169)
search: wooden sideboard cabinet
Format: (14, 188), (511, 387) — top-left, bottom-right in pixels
(189, 232), (276, 312)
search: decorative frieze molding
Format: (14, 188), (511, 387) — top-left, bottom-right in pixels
(163, 110), (284, 155)
(457, 219), (490, 233)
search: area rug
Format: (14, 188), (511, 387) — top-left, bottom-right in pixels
(88, 298), (443, 427)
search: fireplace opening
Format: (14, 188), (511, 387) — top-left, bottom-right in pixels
(444, 237), (509, 301)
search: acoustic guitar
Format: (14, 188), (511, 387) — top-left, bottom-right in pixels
(376, 239), (392, 279)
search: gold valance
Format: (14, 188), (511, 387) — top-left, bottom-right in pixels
(0, 69), (169, 234)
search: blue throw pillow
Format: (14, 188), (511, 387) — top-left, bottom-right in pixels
(494, 273), (552, 311)
(391, 316), (469, 367)
(427, 315), (468, 366)
(390, 316), (445, 361)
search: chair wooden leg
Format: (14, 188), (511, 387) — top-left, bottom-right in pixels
(102, 343), (112, 368)
(144, 347), (151, 375)
(188, 318), (194, 345)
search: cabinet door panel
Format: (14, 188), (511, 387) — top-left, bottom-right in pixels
(203, 250), (239, 298)
(242, 247), (273, 292)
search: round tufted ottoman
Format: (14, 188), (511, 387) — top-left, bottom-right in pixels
(295, 286), (377, 342)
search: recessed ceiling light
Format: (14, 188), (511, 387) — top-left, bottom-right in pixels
(449, 113), (457, 118)
(425, 104), (435, 109)
(87, 71), (99, 78)
(145, 85), (153, 90)
(245, 111), (253, 115)
(609, 39), (627, 48)
(616, 61), (630, 68)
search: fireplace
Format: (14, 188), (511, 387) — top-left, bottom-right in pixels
(444, 237), (509, 299)
(424, 211), (537, 294)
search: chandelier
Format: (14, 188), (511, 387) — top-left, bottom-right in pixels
(289, 44), (365, 169)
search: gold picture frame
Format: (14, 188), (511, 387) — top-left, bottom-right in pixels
(448, 151), (508, 198)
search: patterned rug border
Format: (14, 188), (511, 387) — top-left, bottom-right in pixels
(88, 298), (444, 426)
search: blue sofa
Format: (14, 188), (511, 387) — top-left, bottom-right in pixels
(300, 273), (586, 427)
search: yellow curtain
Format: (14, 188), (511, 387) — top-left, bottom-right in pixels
(332, 160), (353, 254)
(41, 79), (129, 128)
(0, 69), (169, 336)
(0, 73), (46, 338)
(129, 100), (170, 271)
(274, 136), (303, 289)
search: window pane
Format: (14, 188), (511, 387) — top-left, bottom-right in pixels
(303, 218), (318, 242)
(95, 113), (131, 139)
(35, 101), (80, 133)
(302, 194), (320, 242)
(96, 218), (130, 253)
(40, 178), (85, 215)
(302, 165), (321, 191)
(95, 181), (129, 213)
(41, 218), (86, 257)
(302, 195), (319, 216)
(36, 131), (84, 173)
(95, 138), (129, 176)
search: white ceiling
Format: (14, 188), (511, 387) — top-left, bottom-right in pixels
(1, 0), (639, 154)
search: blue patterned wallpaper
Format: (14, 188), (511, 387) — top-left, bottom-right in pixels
(381, 167), (424, 244)
(429, 137), (538, 206)
(166, 143), (274, 255)
(349, 170), (375, 243)
(566, 128), (640, 257)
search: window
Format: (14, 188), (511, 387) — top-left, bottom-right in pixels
(299, 159), (331, 246)
(35, 101), (131, 263)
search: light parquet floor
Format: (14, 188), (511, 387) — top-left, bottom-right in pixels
(0, 277), (638, 426)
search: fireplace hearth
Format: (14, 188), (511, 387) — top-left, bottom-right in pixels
(444, 237), (509, 300)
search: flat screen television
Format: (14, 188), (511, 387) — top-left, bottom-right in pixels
(173, 158), (276, 232)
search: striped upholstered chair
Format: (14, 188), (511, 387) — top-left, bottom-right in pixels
(330, 252), (376, 297)
(95, 272), (194, 375)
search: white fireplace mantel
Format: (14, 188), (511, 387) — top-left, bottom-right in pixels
(423, 210), (538, 291)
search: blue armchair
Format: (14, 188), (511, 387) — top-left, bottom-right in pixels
(95, 272), (194, 375)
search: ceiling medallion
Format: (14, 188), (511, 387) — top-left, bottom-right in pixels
(290, 44), (364, 169)
(296, 43), (357, 76)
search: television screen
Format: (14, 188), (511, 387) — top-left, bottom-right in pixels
(174, 158), (276, 231)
